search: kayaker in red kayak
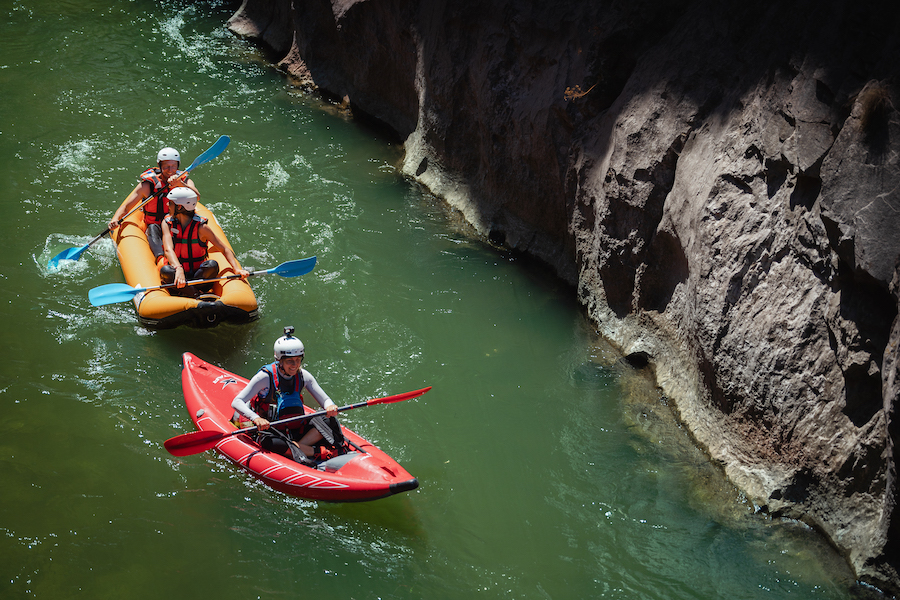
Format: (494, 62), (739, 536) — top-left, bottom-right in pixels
(231, 326), (342, 463)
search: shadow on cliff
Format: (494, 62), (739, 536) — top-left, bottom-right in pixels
(224, 0), (900, 593)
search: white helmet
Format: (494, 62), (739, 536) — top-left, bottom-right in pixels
(157, 147), (181, 164)
(274, 326), (305, 360)
(167, 187), (198, 210)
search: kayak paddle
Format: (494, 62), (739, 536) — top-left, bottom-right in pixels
(163, 386), (432, 457)
(47, 135), (231, 269)
(87, 256), (317, 307)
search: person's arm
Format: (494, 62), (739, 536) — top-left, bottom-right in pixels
(168, 174), (199, 199)
(161, 219), (187, 288)
(199, 225), (249, 279)
(108, 182), (150, 230)
(231, 371), (272, 428)
(301, 370), (338, 417)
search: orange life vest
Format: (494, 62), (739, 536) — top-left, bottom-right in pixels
(139, 168), (184, 225)
(163, 214), (208, 273)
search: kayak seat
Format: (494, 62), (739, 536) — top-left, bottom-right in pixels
(317, 452), (361, 473)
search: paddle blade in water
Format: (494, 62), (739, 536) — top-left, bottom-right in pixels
(261, 256), (317, 278)
(164, 429), (228, 457)
(48, 244), (88, 269)
(88, 283), (144, 306)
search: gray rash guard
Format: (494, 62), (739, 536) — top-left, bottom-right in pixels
(231, 367), (336, 421)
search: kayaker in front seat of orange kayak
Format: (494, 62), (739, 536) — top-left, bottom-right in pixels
(160, 187), (249, 297)
(230, 326), (342, 464)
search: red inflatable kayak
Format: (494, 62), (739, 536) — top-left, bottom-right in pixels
(178, 352), (423, 502)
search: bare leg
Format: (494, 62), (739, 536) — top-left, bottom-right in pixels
(294, 428), (324, 457)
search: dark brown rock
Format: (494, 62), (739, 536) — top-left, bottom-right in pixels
(228, 0), (900, 592)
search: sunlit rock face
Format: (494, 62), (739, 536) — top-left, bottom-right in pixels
(228, 0), (900, 591)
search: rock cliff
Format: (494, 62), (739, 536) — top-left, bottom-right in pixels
(227, 0), (900, 591)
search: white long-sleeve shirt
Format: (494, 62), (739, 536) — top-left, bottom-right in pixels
(231, 367), (336, 421)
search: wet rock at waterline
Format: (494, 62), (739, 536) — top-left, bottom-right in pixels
(227, 0), (900, 592)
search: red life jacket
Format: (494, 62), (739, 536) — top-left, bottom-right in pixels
(139, 168), (184, 225)
(163, 214), (208, 273)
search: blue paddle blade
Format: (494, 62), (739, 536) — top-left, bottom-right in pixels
(89, 283), (145, 307)
(51, 137), (229, 271)
(184, 135), (230, 173)
(48, 244), (89, 269)
(264, 256), (317, 278)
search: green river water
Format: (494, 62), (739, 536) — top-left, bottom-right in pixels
(0, 1), (872, 598)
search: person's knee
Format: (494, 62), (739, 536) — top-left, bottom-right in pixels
(159, 265), (176, 284)
(259, 435), (291, 456)
(298, 429), (323, 447)
(196, 260), (218, 280)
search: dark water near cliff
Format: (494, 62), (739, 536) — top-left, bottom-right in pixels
(0, 1), (868, 598)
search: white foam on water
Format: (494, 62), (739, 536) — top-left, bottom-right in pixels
(262, 160), (290, 190)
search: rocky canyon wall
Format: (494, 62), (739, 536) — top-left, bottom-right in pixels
(226, 0), (900, 592)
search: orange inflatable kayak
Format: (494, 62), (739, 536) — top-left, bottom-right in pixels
(111, 202), (258, 329)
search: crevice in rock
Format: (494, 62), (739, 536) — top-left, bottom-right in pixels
(698, 345), (735, 415)
(789, 173), (822, 211)
(721, 173), (754, 195)
(774, 468), (818, 505)
(622, 351), (651, 369)
(765, 156), (793, 199)
(602, 133), (686, 317)
(599, 254), (637, 318)
(488, 226), (506, 246)
(820, 213), (857, 280)
(636, 229), (689, 312)
(843, 361), (886, 428)
(830, 261), (897, 428)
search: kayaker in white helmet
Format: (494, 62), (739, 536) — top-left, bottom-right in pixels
(230, 326), (343, 464)
(108, 146), (200, 263)
(159, 186), (249, 297)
